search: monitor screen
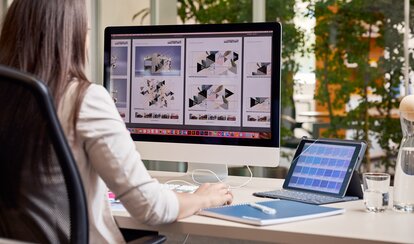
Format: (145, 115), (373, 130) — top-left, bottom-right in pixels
(103, 22), (281, 179)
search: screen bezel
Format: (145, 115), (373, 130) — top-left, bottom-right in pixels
(103, 22), (281, 148)
(283, 138), (364, 197)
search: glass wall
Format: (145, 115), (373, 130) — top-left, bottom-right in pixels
(306, 0), (414, 173)
(96, 0), (414, 175)
(179, 0), (414, 174)
(0, 0), (412, 175)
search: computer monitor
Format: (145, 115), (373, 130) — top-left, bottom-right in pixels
(103, 22), (281, 182)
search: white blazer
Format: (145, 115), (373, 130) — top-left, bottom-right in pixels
(58, 81), (179, 243)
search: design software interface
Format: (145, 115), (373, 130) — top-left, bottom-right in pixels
(108, 29), (274, 141)
(288, 143), (356, 194)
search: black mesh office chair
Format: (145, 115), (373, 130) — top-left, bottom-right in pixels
(0, 65), (89, 243)
(0, 65), (166, 244)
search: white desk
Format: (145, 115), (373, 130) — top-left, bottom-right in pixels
(113, 171), (414, 244)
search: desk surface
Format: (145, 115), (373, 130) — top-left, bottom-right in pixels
(113, 171), (414, 244)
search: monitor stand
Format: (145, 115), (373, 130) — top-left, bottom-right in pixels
(186, 162), (228, 183)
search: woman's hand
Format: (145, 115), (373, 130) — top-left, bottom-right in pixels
(175, 182), (233, 219)
(193, 182), (233, 208)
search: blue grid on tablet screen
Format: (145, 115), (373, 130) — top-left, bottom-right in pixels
(287, 143), (356, 194)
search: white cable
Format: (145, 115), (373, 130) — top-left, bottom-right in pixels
(164, 179), (198, 187)
(190, 168), (223, 185)
(182, 234), (190, 244)
(190, 165), (253, 189)
(162, 165), (254, 192)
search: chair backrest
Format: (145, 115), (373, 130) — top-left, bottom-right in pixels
(0, 65), (88, 244)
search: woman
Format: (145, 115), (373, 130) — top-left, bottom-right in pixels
(0, 0), (233, 243)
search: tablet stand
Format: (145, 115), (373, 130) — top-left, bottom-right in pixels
(345, 171), (363, 199)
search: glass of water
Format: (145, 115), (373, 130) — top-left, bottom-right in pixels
(363, 173), (390, 212)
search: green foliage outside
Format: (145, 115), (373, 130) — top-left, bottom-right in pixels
(134, 0), (414, 173)
(305, 0), (414, 172)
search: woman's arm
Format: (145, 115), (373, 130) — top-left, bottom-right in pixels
(175, 183), (233, 219)
(75, 84), (233, 224)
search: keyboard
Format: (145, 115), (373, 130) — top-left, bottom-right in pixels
(253, 189), (359, 205)
(161, 183), (199, 193)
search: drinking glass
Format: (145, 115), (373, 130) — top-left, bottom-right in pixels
(362, 173), (390, 212)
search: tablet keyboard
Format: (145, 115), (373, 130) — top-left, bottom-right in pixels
(253, 189), (359, 205)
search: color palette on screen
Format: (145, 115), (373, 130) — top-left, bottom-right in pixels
(287, 143), (356, 194)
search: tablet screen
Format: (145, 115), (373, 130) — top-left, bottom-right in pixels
(284, 139), (364, 196)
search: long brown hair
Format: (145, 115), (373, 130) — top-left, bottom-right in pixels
(0, 0), (90, 106)
(0, 0), (90, 206)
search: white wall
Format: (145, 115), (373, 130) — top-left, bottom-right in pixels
(91, 0), (150, 85)
(85, 0), (93, 81)
(0, 1), (3, 20)
(150, 0), (177, 25)
(1, 0), (12, 16)
(0, 0), (9, 22)
(100, 0), (150, 27)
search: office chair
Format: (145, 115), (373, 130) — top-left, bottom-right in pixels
(0, 65), (89, 243)
(0, 65), (166, 244)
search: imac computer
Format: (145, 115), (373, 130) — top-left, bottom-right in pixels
(103, 22), (281, 182)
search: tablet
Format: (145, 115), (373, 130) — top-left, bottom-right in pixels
(283, 138), (366, 198)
